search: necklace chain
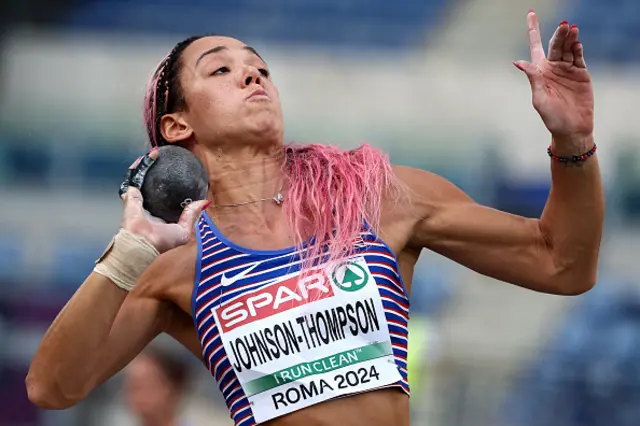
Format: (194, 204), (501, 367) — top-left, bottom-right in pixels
(212, 185), (284, 209)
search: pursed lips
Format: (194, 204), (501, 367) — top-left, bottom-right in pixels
(247, 88), (269, 100)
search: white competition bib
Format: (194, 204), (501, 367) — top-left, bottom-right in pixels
(211, 256), (402, 423)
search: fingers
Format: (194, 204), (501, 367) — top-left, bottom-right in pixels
(122, 187), (145, 218)
(572, 41), (586, 68)
(527, 10), (546, 65)
(118, 148), (158, 199)
(547, 21), (569, 61)
(526, 11), (587, 69)
(128, 154), (145, 170)
(562, 25), (579, 63)
(177, 200), (212, 233)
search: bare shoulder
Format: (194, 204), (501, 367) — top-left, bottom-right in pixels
(379, 165), (474, 253)
(374, 166), (446, 293)
(391, 165), (471, 211)
(382, 165), (466, 230)
(376, 166), (433, 251)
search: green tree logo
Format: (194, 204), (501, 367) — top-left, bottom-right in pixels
(332, 262), (369, 292)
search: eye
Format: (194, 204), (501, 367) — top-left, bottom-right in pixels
(259, 68), (270, 78)
(211, 66), (229, 76)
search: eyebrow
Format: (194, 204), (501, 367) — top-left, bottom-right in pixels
(195, 45), (266, 67)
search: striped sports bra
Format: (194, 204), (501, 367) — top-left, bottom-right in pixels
(192, 212), (410, 425)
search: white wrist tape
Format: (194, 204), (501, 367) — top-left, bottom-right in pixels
(93, 228), (159, 291)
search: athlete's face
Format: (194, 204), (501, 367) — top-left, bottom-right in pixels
(161, 36), (285, 149)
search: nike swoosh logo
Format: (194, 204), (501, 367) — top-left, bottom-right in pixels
(220, 262), (262, 287)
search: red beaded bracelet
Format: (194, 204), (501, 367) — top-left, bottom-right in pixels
(547, 144), (597, 163)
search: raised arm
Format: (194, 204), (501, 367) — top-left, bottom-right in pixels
(398, 160), (602, 295)
(26, 151), (209, 409)
(400, 12), (603, 295)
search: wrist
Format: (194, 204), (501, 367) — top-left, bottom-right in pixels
(93, 229), (159, 291)
(551, 134), (594, 157)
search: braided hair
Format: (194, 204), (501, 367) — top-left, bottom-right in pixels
(143, 35), (211, 148)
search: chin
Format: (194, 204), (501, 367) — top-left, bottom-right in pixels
(248, 120), (284, 145)
(253, 131), (284, 147)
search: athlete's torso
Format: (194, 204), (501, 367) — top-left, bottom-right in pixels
(189, 212), (411, 426)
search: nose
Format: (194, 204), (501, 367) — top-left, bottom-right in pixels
(241, 66), (262, 88)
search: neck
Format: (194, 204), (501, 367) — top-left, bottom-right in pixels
(194, 144), (286, 210)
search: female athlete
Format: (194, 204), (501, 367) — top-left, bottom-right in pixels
(27, 11), (603, 426)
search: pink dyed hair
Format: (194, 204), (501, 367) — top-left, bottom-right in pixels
(283, 143), (403, 268)
(143, 56), (170, 147)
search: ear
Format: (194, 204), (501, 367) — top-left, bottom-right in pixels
(160, 113), (194, 144)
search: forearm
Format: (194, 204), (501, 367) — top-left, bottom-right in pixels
(540, 135), (604, 292)
(26, 272), (128, 408)
(26, 158), (206, 408)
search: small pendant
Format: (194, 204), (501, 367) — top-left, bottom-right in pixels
(273, 192), (284, 205)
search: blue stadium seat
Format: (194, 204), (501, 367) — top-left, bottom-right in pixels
(492, 179), (550, 218)
(410, 262), (453, 317)
(614, 147), (640, 221)
(557, 0), (640, 63)
(80, 148), (132, 188)
(502, 282), (640, 426)
(51, 239), (104, 291)
(0, 234), (25, 284)
(3, 138), (53, 187)
(62, 0), (451, 49)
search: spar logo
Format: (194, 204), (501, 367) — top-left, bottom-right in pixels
(214, 271), (334, 333)
(331, 261), (369, 292)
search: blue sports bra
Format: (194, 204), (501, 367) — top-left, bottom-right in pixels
(191, 212), (410, 425)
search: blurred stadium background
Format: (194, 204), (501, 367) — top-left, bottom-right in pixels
(1, 0), (640, 425)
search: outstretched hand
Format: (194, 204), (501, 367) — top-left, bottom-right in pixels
(514, 11), (594, 152)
